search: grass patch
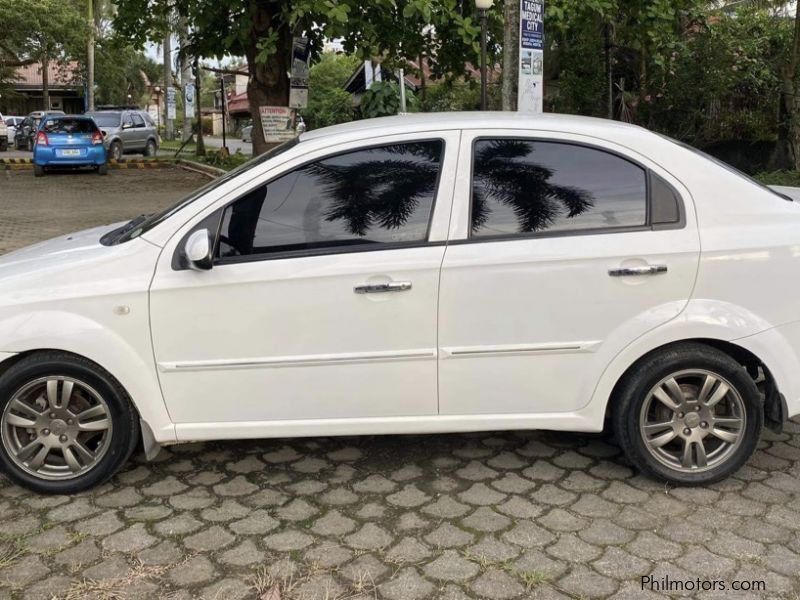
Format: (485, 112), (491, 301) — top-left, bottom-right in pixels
(754, 170), (800, 187)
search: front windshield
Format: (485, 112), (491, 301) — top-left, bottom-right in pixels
(104, 137), (300, 245)
(87, 113), (121, 128)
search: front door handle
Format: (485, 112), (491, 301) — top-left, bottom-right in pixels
(354, 281), (413, 294)
(609, 264), (668, 277)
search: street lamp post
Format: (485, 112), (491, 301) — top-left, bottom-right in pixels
(476, 0), (493, 110)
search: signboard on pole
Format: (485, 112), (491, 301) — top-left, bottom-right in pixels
(166, 86), (177, 120)
(259, 106), (295, 143)
(518, 0), (544, 114)
(184, 82), (195, 118)
(289, 37), (310, 109)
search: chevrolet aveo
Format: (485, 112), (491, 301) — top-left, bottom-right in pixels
(2, 113), (799, 494)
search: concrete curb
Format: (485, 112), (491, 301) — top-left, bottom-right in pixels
(174, 159), (225, 178)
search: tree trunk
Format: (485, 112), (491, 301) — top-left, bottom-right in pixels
(42, 54), (50, 110)
(771, 1), (800, 171)
(87, 0), (95, 112)
(502, 0), (519, 111)
(164, 25), (174, 140)
(178, 16), (193, 143)
(245, 2), (291, 156)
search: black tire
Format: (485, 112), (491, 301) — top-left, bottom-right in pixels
(109, 141), (123, 162)
(33, 164), (44, 177)
(0, 352), (139, 494)
(144, 139), (157, 157)
(0, 139), (7, 152)
(97, 163), (109, 176)
(612, 342), (762, 486)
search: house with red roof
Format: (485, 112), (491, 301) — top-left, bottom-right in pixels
(0, 61), (84, 115)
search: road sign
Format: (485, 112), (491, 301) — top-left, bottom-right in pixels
(518, 0), (544, 114)
(259, 106), (295, 144)
(289, 87), (308, 109)
(290, 37), (310, 109)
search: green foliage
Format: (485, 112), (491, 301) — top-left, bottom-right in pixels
(300, 52), (359, 130)
(0, 0), (88, 88)
(423, 80), (481, 112)
(202, 149), (250, 170)
(94, 39), (161, 107)
(360, 80), (418, 119)
(754, 170), (800, 187)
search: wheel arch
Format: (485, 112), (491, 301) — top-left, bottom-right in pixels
(603, 338), (785, 432)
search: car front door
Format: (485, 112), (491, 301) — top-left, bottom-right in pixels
(149, 132), (459, 428)
(120, 111), (137, 151)
(130, 112), (147, 150)
(438, 131), (700, 417)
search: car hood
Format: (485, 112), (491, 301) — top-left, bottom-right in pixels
(0, 223), (123, 278)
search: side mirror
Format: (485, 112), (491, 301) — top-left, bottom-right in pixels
(184, 229), (213, 271)
(122, 122), (133, 130)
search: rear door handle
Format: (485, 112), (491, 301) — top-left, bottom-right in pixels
(609, 265), (668, 277)
(354, 281), (413, 294)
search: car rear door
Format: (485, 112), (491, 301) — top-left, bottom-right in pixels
(149, 132), (460, 430)
(438, 130), (700, 417)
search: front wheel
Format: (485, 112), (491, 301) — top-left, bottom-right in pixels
(109, 141), (123, 162)
(612, 343), (762, 486)
(0, 352), (139, 494)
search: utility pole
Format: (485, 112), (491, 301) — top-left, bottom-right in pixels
(87, 0), (95, 111)
(163, 27), (174, 140)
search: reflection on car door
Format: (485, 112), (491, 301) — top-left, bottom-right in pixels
(149, 133), (460, 426)
(438, 132), (700, 416)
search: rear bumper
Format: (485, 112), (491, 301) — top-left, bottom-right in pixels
(34, 146), (107, 166)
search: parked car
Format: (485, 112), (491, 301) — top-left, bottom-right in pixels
(4, 116), (24, 144)
(241, 122), (253, 143)
(0, 112), (7, 151)
(32, 115), (108, 177)
(86, 109), (160, 160)
(14, 110), (66, 151)
(1, 113), (799, 493)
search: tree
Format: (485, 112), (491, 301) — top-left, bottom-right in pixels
(299, 52), (359, 130)
(1, 0), (88, 108)
(113, 0), (500, 155)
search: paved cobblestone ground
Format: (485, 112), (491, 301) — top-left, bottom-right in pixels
(1, 170), (800, 600)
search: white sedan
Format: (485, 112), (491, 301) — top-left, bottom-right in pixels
(1, 113), (799, 493)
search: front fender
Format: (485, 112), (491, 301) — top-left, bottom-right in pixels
(0, 310), (176, 443)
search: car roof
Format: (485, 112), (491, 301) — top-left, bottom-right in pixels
(299, 112), (648, 143)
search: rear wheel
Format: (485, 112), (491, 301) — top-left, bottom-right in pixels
(144, 139), (157, 157)
(33, 164), (44, 177)
(109, 141), (123, 162)
(97, 163), (108, 176)
(0, 139), (7, 152)
(612, 343), (762, 485)
(0, 352), (138, 494)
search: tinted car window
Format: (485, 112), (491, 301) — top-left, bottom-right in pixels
(217, 141), (444, 260)
(89, 113), (121, 128)
(471, 139), (647, 238)
(132, 113), (145, 128)
(41, 118), (97, 134)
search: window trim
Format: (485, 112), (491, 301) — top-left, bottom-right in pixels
(203, 138), (449, 267)
(462, 136), (685, 245)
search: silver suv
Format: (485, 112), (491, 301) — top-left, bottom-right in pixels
(86, 110), (160, 160)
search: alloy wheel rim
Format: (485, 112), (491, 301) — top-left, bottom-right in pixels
(639, 369), (746, 473)
(1, 377), (112, 480)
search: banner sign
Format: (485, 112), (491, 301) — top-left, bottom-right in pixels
(290, 37), (310, 109)
(259, 106), (295, 143)
(166, 86), (177, 120)
(518, 0), (544, 114)
(184, 82), (195, 118)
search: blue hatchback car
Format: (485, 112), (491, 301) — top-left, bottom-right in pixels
(33, 116), (108, 177)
